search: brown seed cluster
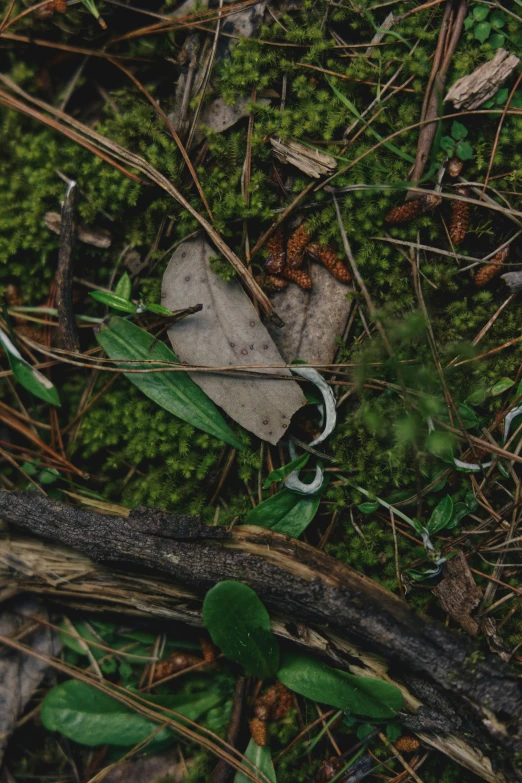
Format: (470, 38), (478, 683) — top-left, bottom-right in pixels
(153, 652), (202, 682)
(261, 223), (351, 291)
(249, 682), (293, 747)
(475, 246), (509, 287)
(249, 717), (268, 747)
(36, 0), (67, 17)
(395, 736), (421, 753)
(384, 194), (442, 224)
(449, 187), (470, 247)
(199, 636), (217, 663)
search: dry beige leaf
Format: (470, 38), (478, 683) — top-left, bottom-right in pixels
(162, 239), (306, 445)
(266, 263), (352, 365)
(433, 551), (482, 636)
(44, 211), (111, 248)
(270, 137), (337, 178)
(445, 49), (520, 110)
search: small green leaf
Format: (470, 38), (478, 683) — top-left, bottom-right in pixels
(447, 502), (468, 529)
(96, 317), (243, 450)
(357, 501), (380, 514)
(277, 652), (403, 719)
(386, 723), (402, 742)
(115, 272), (132, 301)
(145, 302), (175, 316)
(472, 5), (489, 21)
(474, 21), (491, 42)
(427, 495), (454, 534)
(466, 386), (487, 406)
(489, 10), (505, 28)
(244, 486), (323, 538)
(440, 135), (455, 153)
(203, 582), (279, 679)
(451, 121), (468, 140)
(9, 354), (61, 406)
(455, 141), (474, 161)
(90, 291), (137, 314)
(38, 468), (60, 485)
(235, 738), (276, 783)
(489, 33), (505, 48)
(490, 377), (514, 396)
(263, 453), (310, 489)
(494, 87), (509, 104)
(356, 723), (375, 740)
(464, 14), (475, 29)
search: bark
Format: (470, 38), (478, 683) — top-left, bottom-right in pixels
(55, 181), (80, 353)
(0, 490), (521, 782)
(445, 48), (521, 109)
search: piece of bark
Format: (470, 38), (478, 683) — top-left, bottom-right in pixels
(0, 529), (507, 783)
(266, 263), (353, 365)
(445, 49), (521, 109)
(55, 182), (80, 353)
(44, 211), (111, 248)
(0, 490), (521, 783)
(501, 270), (522, 292)
(162, 239), (306, 445)
(270, 137), (337, 179)
(433, 551), (482, 636)
(0, 597), (60, 765)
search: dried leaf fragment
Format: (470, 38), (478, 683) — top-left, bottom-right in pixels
(162, 239), (306, 445)
(433, 551), (482, 636)
(270, 137), (337, 178)
(445, 49), (520, 110)
(449, 188), (470, 247)
(475, 246), (509, 286)
(44, 211), (111, 248)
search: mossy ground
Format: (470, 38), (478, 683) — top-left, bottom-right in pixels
(1, 0), (522, 779)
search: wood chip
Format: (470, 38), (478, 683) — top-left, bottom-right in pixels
(162, 238), (306, 445)
(270, 137), (337, 178)
(433, 551), (482, 636)
(445, 49), (521, 110)
(44, 211), (111, 248)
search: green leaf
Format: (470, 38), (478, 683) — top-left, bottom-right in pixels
(9, 354), (61, 406)
(490, 377), (514, 396)
(489, 10), (505, 28)
(235, 738), (276, 783)
(455, 141), (474, 161)
(38, 468), (60, 485)
(356, 723), (375, 740)
(277, 652), (403, 719)
(427, 495), (453, 534)
(472, 5), (489, 21)
(115, 272), (132, 301)
(474, 21), (491, 42)
(451, 121), (468, 140)
(386, 723), (402, 742)
(464, 14), (475, 29)
(244, 487), (323, 538)
(96, 317), (243, 450)
(41, 680), (224, 747)
(203, 582), (279, 679)
(494, 87), (509, 104)
(466, 386), (487, 406)
(357, 501), (380, 514)
(440, 136), (455, 153)
(90, 291), (137, 314)
(145, 302), (175, 316)
(263, 453), (310, 489)
(489, 33), (505, 48)
(59, 621), (108, 660)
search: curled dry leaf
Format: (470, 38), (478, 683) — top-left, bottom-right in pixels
(162, 239), (306, 445)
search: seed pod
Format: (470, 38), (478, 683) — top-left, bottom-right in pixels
(270, 682), (293, 720)
(395, 736), (421, 753)
(199, 636), (217, 663)
(249, 717), (268, 747)
(256, 274), (288, 292)
(449, 187), (470, 247)
(385, 194), (442, 224)
(306, 243), (352, 283)
(287, 223), (312, 269)
(153, 652), (202, 681)
(447, 156), (464, 178)
(283, 267), (312, 289)
(265, 225), (286, 274)
(475, 246), (509, 287)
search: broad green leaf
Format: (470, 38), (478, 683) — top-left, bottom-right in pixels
(203, 581), (279, 679)
(426, 495), (453, 534)
(96, 317), (243, 450)
(357, 501), (380, 514)
(90, 291), (137, 313)
(490, 377), (514, 396)
(8, 354), (61, 406)
(490, 10), (505, 28)
(244, 487), (323, 538)
(466, 386), (487, 406)
(277, 652), (403, 719)
(464, 14), (475, 29)
(235, 738), (276, 783)
(146, 302), (175, 316)
(41, 680), (223, 747)
(489, 33), (505, 48)
(451, 121), (468, 140)
(474, 21), (491, 42)
(439, 135), (455, 153)
(455, 141), (473, 161)
(263, 453), (310, 489)
(472, 5), (489, 20)
(115, 272), (132, 301)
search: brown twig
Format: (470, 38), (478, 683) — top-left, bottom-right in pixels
(55, 182), (80, 353)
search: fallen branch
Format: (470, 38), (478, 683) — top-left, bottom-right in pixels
(0, 491), (521, 782)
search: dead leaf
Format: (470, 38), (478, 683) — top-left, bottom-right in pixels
(433, 551), (482, 636)
(266, 263), (352, 365)
(270, 137), (337, 178)
(162, 238), (306, 445)
(199, 95), (270, 136)
(0, 598), (60, 765)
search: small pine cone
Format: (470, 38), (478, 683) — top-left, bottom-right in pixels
(256, 274), (288, 292)
(395, 736), (420, 753)
(420, 193), (443, 213)
(153, 652), (202, 681)
(306, 243), (352, 284)
(286, 223), (312, 269)
(265, 226), (286, 274)
(270, 683), (293, 720)
(475, 246), (509, 287)
(447, 155), (464, 178)
(199, 636), (217, 663)
(249, 717), (268, 747)
(449, 188), (470, 247)
(385, 194), (441, 224)
(283, 267), (312, 289)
